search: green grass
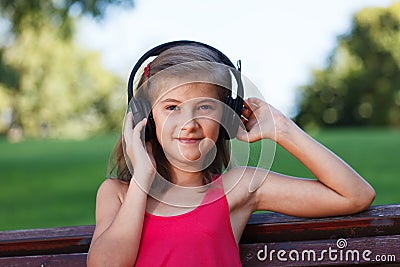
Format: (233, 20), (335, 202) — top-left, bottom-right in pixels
(270, 128), (400, 205)
(0, 128), (399, 231)
(0, 134), (119, 231)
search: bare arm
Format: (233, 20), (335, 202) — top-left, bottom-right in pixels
(237, 98), (375, 217)
(87, 178), (148, 266)
(87, 116), (156, 266)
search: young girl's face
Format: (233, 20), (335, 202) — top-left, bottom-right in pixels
(152, 83), (224, 170)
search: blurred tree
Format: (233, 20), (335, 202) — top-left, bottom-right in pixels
(1, 22), (125, 139)
(0, 0), (132, 139)
(295, 2), (400, 129)
(0, 0), (133, 39)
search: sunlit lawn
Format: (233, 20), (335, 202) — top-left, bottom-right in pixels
(0, 134), (118, 231)
(272, 128), (400, 205)
(0, 128), (399, 231)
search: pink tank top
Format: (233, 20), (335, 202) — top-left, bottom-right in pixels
(134, 176), (242, 267)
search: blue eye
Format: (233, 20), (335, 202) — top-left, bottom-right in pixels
(166, 105), (178, 111)
(199, 105), (213, 110)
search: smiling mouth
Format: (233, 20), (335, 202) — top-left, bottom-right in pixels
(177, 138), (202, 144)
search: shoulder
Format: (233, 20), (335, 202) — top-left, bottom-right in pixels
(91, 179), (130, 246)
(221, 167), (281, 210)
(96, 178), (129, 204)
(220, 167), (259, 212)
(221, 166), (271, 191)
(93, 178), (129, 225)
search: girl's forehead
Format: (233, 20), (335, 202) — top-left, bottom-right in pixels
(155, 82), (222, 103)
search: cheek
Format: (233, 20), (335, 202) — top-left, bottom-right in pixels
(153, 113), (176, 147)
(155, 124), (163, 146)
(204, 120), (221, 141)
(153, 114), (166, 146)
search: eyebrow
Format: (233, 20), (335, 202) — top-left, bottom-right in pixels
(159, 98), (181, 104)
(159, 98), (219, 104)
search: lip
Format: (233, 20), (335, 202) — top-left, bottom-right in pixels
(176, 138), (202, 144)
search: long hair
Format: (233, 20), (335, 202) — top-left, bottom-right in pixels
(108, 44), (232, 185)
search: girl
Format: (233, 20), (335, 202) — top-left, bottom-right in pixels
(87, 41), (375, 267)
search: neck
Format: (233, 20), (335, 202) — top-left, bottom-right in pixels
(168, 164), (205, 187)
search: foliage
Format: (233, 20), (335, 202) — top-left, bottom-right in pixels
(0, 20), (126, 139)
(0, 0), (131, 139)
(0, 0), (133, 39)
(295, 2), (400, 129)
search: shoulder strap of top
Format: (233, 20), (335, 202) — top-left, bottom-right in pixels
(202, 175), (225, 204)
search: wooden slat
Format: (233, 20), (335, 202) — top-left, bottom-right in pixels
(247, 204), (400, 225)
(0, 253), (87, 267)
(0, 226), (94, 257)
(0, 205), (399, 266)
(241, 204), (400, 243)
(0, 226), (94, 242)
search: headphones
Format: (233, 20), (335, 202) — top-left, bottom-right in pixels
(127, 40), (244, 141)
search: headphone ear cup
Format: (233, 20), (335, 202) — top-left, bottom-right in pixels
(146, 111), (156, 141)
(221, 95), (244, 140)
(138, 99), (155, 142)
(129, 98), (154, 141)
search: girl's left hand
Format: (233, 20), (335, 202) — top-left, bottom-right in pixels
(236, 97), (287, 143)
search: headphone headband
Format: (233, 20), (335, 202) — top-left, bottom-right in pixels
(127, 40), (239, 103)
(126, 40), (244, 140)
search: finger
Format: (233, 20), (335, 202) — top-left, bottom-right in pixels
(246, 117), (259, 130)
(124, 112), (133, 130)
(240, 112), (258, 131)
(236, 128), (260, 143)
(242, 106), (252, 118)
(145, 141), (153, 156)
(145, 141), (157, 169)
(244, 102), (261, 118)
(236, 125), (249, 141)
(123, 112), (134, 142)
(240, 116), (247, 125)
(132, 118), (147, 140)
(246, 97), (265, 106)
(243, 99), (252, 110)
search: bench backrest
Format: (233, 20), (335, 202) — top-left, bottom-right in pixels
(1, 204), (399, 266)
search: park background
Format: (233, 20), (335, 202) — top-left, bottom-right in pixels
(1, 0), (399, 231)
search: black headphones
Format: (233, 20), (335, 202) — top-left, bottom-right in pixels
(127, 40), (244, 141)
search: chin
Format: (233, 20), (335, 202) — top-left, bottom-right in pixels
(180, 153), (202, 162)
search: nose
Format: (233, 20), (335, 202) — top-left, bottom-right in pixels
(180, 111), (199, 132)
(181, 119), (199, 131)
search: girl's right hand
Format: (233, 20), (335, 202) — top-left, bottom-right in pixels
(123, 112), (156, 188)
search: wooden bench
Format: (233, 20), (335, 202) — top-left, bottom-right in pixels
(0, 204), (399, 266)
